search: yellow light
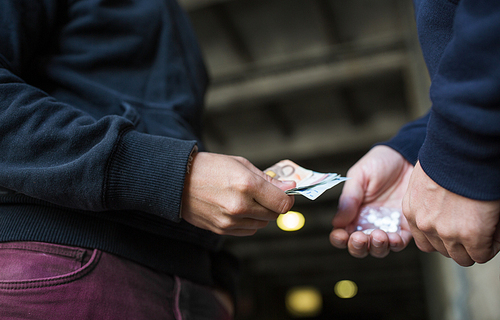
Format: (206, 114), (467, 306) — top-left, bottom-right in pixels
(334, 280), (358, 299)
(277, 211), (305, 231)
(286, 286), (322, 317)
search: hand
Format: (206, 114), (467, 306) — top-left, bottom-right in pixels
(403, 161), (500, 266)
(181, 152), (296, 236)
(329, 146), (413, 258)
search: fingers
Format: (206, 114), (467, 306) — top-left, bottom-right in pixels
(252, 178), (295, 216)
(445, 243), (474, 267)
(188, 210), (271, 236)
(403, 187), (440, 254)
(217, 218), (271, 237)
(231, 155), (296, 215)
(388, 230), (412, 252)
(368, 230), (390, 258)
(233, 155), (296, 190)
(330, 228), (406, 259)
(346, 231), (370, 258)
(329, 229), (349, 249)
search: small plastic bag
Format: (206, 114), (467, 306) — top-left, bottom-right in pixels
(355, 206), (402, 235)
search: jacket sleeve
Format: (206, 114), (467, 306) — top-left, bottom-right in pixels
(0, 0), (195, 222)
(418, 0), (500, 201)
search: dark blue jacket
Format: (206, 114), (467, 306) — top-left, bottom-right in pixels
(0, 0), (236, 291)
(385, 0), (500, 200)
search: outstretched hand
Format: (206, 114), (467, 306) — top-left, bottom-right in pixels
(403, 161), (500, 266)
(329, 146), (413, 258)
(181, 152), (296, 236)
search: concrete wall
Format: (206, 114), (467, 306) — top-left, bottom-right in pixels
(423, 252), (500, 320)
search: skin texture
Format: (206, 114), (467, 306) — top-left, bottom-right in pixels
(181, 152), (296, 236)
(403, 161), (500, 266)
(329, 146), (413, 258)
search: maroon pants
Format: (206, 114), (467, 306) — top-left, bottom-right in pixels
(0, 242), (232, 320)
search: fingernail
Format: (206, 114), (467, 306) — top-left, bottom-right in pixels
(352, 241), (363, 249)
(281, 180), (295, 186)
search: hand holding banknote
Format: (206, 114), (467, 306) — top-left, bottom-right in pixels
(329, 146), (413, 258)
(182, 152), (295, 236)
(265, 160), (348, 200)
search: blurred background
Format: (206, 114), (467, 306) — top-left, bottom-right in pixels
(178, 0), (500, 319)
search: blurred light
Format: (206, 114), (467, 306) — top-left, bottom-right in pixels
(277, 211), (305, 231)
(286, 286), (322, 317)
(334, 280), (358, 299)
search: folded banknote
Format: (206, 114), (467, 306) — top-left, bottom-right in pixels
(265, 160), (348, 200)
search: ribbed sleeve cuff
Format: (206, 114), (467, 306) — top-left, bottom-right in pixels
(104, 130), (197, 222)
(419, 110), (500, 200)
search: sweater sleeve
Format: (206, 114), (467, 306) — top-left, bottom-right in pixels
(0, 0), (195, 222)
(379, 113), (429, 165)
(418, 0), (500, 200)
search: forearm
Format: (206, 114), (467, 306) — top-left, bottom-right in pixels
(0, 67), (196, 221)
(418, 0), (500, 200)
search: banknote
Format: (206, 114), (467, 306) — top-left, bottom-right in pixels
(265, 160), (348, 200)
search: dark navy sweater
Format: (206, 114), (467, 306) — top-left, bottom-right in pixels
(385, 0), (500, 201)
(0, 0), (236, 291)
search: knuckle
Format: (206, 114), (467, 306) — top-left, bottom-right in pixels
(233, 155), (247, 162)
(414, 240), (434, 253)
(226, 200), (247, 216)
(257, 220), (270, 229)
(469, 248), (493, 264)
(457, 259), (475, 267)
(417, 245), (434, 253)
(415, 217), (433, 234)
(233, 177), (256, 193)
(216, 216), (236, 230)
(242, 229), (258, 236)
(473, 256), (490, 264)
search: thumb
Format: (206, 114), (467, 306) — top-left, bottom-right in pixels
(333, 177), (364, 228)
(271, 179), (296, 192)
(261, 168), (296, 191)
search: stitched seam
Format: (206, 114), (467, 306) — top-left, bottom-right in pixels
(173, 276), (183, 320)
(0, 250), (101, 290)
(0, 242), (85, 260)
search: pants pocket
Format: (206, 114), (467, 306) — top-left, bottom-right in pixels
(0, 241), (100, 290)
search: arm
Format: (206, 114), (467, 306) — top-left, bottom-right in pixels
(0, 1), (196, 222)
(0, 0), (294, 233)
(403, 0), (500, 266)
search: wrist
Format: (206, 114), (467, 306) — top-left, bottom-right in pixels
(186, 145), (198, 174)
